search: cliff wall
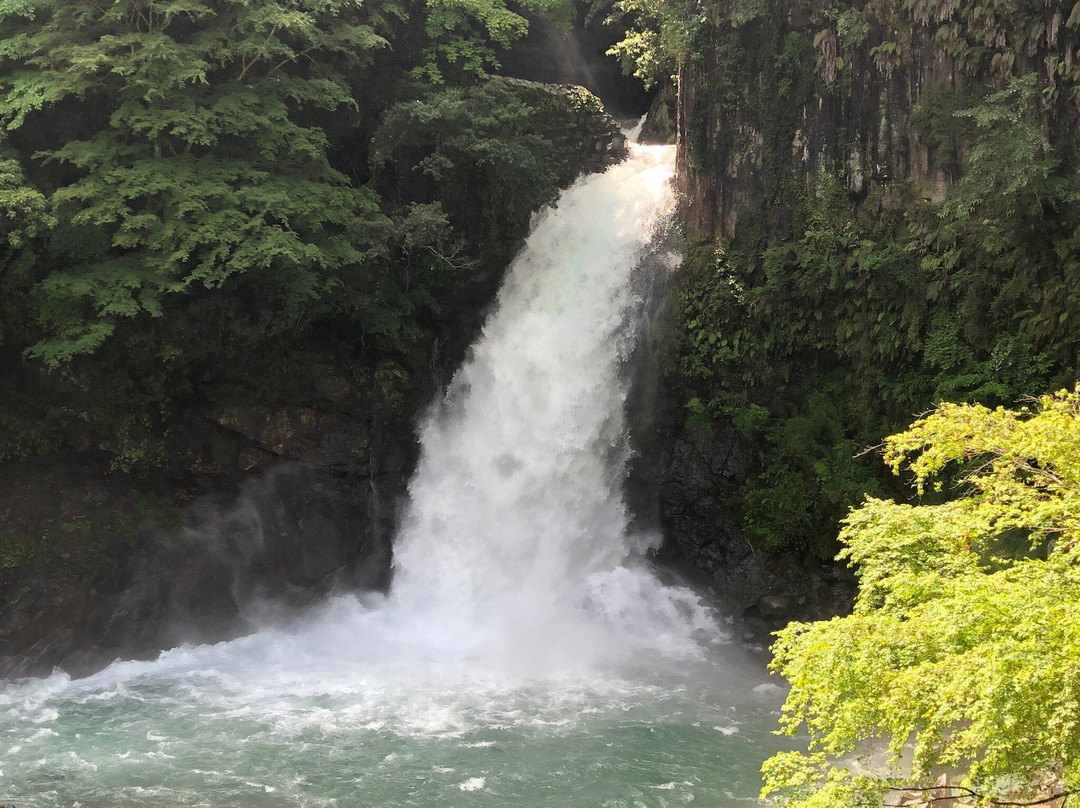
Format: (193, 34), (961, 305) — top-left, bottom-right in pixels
(676, 0), (1079, 242)
(655, 0), (1080, 618)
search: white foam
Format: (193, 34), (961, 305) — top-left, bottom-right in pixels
(0, 148), (770, 804)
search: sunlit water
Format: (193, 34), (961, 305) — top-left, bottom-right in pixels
(0, 144), (786, 807)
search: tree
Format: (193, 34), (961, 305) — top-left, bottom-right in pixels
(371, 78), (561, 271)
(762, 388), (1080, 806)
(0, 0), (411, 367)
(418, 0), (572, 82)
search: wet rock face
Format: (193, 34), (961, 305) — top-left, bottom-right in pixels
(0, 461), (392, 678)
(657, 422), (856, 638)
(639, 85), (677, 145)
(675, 1), (966, 243)
(657, 422), (764, 608)
(212, 405), (372, 474)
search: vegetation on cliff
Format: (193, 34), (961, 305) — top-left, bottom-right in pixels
(762, 389), (1080, 806)
(607, 0), (1080, 556)
(0, 0), (605, 475)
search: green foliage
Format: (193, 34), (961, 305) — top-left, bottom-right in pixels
(0, 0), (593, 473)
(0, 0), (401, 367)
(0, 152), (52, 251)
(419, 0), (572, 81)
(114, 491), (184, 540)
(763, 388), (1080, 805)
(944, 76), (1067, 225)
(909, 83), (960, 173)
(0, 399), (69, 462)
(604, 0), (696, 88)
(669, 23), (1079, 554)
(732, 391), (882, 556)
(0, 531), (46, 569)
(675, 176), (930, 556)
(0, 150), (54, 349)
(371, 78), (562, 269)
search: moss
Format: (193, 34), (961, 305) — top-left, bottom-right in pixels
(0, 505), (47, 569)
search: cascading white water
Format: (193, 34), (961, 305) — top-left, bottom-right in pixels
(396, 146), (664, 604)
(0, 142), (785, 808)
(385, 143), (717, 670)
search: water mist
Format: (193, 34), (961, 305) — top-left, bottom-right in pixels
(0, 143), (784, 808)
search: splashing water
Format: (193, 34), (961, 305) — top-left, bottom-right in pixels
(0, 145), (785, 808)
(388, 142), (716, 673)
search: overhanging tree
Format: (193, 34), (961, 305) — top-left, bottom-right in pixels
(762, 388), (1080, 806)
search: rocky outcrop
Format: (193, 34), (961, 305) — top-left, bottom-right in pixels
(0, 351), (417, 678)
(657, 421), (856, 637)
(640, 84), (677, 145)
(676, 0), (1077, 242)
(0, 458), (390, 678)
(211, 404), (382, 475)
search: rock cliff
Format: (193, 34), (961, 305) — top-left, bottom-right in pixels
(676, 0), (1078, 242)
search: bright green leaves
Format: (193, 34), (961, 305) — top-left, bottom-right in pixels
(0, 153), (51, 249)
(0, 151), (53, 349)
(604, 0), (694, 89)
(763, 389), (1080, 806)
(881, 393), (1080, 551)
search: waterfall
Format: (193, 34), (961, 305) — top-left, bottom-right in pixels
(0, 143), (782, 808)
(383, 142), (718, 670)
(395, 143), (672, 602)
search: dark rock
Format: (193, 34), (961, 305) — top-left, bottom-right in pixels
(639, 84), (677, 145)
(676, 5), (967, 243)
(658, 420), (763, 608)
(0, 459), (394, 678)
(213, 405), (371, 474)
(756, 594), (796, 620)
(656, 417), (856, 640)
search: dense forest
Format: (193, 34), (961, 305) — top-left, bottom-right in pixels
(1, 0), (1079, 803)
(0, 0), (614, 477)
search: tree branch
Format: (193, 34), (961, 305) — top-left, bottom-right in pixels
(887, 785), (1070, 807)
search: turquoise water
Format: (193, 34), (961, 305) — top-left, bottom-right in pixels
(0, 599), (784, 808)
(1, 143), (790, 807)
